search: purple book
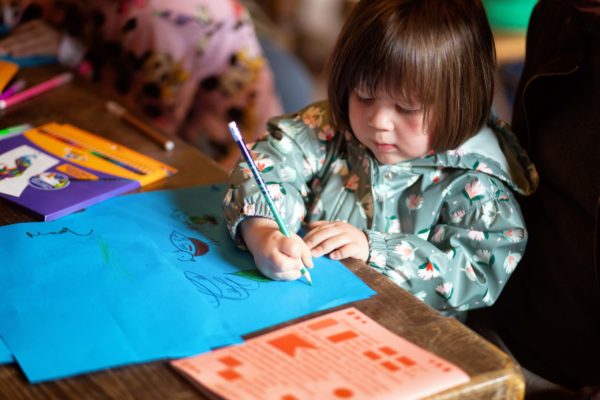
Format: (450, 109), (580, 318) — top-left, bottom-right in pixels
(0, 123), (176, 221)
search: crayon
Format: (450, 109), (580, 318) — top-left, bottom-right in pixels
(0, 72), (72, 110)
(0, 79), (26, 100)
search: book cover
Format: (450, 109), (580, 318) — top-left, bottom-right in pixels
(172, 307), (470, 400)
(0, 122), (176, 221)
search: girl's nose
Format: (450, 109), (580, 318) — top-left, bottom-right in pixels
(368, 106), (394, 131)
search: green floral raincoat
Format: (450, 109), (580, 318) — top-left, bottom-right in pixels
(223, 101), (538, 313)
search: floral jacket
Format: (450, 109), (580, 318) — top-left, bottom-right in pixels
(223, 101), (538, 313)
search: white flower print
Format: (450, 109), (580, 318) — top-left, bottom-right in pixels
(394, 241), (416, 261)
(369, 250), (387, 269)
(483, 290), (493, 305)
(450, 210), (466, 223)
(436, 282), (454, 298)
(467, 229), (487, 241)
(481, 201), (498, 228)
(303, 154), (319, 176)
(474, 249), (492, 264)
(475, 162), (493, 174)
(430, 167), (445, 184)
(503, 228), (524, 243)
(300, 184), (309, 198)
(431, 226), (445, 243)
(266, 183), (284, 200)
(447, 148), (464, 157)
(345, 174), (360, 191)
(331, 159), (349, 176)
(418, 260), (440, 280)
(388, 219), (400, 234)
(463, 180), (486, 202)
(280, 166), (297, 182)
(317, 124), (336, 142)
(463, 261), (478, 282)
(406, 194), (423, 211)
(503, 251), (522, 273)
(243, 203), (256, 216)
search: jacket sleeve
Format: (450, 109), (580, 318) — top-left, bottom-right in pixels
(364, 176), (528, 312)
(223, 103), (341, 247)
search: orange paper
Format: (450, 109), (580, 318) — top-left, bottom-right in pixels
(172, 307), (470, 400)
(0, 60), (18, 92)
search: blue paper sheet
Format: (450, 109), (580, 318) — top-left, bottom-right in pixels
(0, 184), (375, 382)
(0, 337), (13, 364)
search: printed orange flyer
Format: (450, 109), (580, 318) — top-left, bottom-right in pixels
(172, 307), (470, 400)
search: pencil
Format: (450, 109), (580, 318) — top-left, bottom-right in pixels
(0, 72), (72, 110)
(106, 101), (175, 152)
(0, 79), (26, 100)
(228, 121), (313, 285)
(0, 123), (32, 139)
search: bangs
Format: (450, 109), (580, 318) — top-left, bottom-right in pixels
(350, 15), (439, 108)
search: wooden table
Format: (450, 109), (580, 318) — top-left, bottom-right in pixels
(0, 67), (524, 399)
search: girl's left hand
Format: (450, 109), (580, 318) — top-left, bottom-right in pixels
(304, 221), (369, 262)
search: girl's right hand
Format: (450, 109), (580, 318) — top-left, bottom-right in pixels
(240, 217), (313, 281)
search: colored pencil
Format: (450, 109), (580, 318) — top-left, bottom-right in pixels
(38, 127), (147, 176)
(0, 123), (32, 139)
(0, 79), (26, 100)
(0, 72), (72, 110)
(228, 121), (313, 285)
(106, 101), (175, 151)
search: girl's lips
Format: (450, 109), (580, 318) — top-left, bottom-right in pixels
(374, 142), (396, 152)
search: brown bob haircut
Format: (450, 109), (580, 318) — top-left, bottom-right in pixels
(327, 0), (496, 151)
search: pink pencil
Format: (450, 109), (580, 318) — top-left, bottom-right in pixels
(0, 79), (26, 100)
(0, 72), (73, 110)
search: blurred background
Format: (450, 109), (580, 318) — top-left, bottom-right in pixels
(245, 0), (537, 121)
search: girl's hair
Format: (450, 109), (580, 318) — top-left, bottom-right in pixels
(327, 0), (496, 150)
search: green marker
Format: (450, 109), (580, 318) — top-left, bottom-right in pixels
(0, 124), (32, 139)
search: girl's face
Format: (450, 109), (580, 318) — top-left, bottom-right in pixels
(349, 87), (433, 164)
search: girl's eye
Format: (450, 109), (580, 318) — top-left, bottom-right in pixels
(395, 104), (421, 114)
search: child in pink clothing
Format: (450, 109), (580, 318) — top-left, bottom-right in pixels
(0, 0), (282, 164)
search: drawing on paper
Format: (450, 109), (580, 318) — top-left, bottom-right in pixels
(170, 230), (209, 261)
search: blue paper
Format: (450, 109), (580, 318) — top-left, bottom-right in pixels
(0, 184), (375, 382)
(0, 55), (57, 67)
(0, 337), (13, 364)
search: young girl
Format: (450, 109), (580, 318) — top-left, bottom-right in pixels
(223, 0), (538, 313)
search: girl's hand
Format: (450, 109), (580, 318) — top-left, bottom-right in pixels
(240, 217), (313, 281)
(0, 20), (60, 57)
(304, 221), (369, 262)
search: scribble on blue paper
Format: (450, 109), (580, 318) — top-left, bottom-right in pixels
(25, 227), (93, 239)
(183, 271), (260, 307)
(170, 231), (209, 261)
